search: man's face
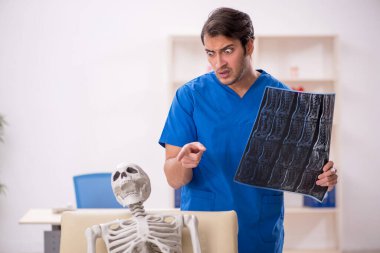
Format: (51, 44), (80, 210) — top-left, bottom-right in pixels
(203, 34), (252, 86)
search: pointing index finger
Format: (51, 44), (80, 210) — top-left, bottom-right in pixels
(177, 142), (206, 161)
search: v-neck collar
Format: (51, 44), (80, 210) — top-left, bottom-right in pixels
(211, 69), (266, 100)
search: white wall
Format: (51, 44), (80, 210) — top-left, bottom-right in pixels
(0, 0), (379, 252)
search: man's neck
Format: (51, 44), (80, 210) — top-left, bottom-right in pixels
(229, 69), (260, 98)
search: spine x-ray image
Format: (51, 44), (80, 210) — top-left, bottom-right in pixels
(234, 87), (335, 201)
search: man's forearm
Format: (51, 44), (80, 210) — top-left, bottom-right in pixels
(164, 157), (193, 189)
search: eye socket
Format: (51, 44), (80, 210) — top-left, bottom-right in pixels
(224, 48), (233, 54)
(113, 171), (120, 181)
(127, 167), (138, 173)
(206, 51), (214, 57)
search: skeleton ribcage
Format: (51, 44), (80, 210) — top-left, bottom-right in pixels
(101, 215), (183, 253)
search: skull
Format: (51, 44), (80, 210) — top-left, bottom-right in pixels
(111, 162), (151, 207)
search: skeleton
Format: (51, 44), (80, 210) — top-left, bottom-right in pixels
(85, 162), (202, 253)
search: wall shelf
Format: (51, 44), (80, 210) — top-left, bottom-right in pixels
(285, 207), (338, 215)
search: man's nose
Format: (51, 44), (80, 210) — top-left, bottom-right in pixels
(214, 54), (226, 69)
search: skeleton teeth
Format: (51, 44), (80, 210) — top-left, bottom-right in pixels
(119, 192), (139, 199)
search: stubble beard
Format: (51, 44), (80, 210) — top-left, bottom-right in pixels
(218, 57), (249, 87)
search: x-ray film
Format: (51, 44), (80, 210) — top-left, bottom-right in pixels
(234, 87), (335, 201)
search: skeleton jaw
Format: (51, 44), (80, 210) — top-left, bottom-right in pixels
(117, 192), (142, 207)
(114, 182), (142, 207)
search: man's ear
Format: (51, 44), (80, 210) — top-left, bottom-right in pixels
(246, 38), (254, 55)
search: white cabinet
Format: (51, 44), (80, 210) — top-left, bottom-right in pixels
(169, 34), (340, 253)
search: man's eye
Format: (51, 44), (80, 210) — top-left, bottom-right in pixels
(206, 51), (214, 57)
(225, 48), (233, 54)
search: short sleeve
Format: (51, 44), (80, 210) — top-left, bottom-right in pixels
(159, 85), (197, 148)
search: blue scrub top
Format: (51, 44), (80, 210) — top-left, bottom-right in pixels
(159, 70), (288, 253)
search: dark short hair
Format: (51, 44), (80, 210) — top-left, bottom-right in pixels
(201, 7), (255, 48)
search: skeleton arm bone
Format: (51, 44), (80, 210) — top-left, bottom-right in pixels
(85, 224), (102, 253)
(183, 214), (202, 253)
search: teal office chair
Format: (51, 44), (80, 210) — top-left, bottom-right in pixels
(73, 173), (123, 208)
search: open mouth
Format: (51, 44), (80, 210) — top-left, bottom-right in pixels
(218, 69), (230, 79)
(115, 181), (140, 199)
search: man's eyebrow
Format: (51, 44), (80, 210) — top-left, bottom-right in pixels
(205, 44), (235, 53)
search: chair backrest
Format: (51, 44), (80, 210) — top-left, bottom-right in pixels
(60, 209), (238, 253)
(73, 173), (123, 208)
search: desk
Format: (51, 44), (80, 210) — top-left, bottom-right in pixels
(19, 208), (72, 253)
(19, 208), (133, 253)
(19, 208), (63, 230)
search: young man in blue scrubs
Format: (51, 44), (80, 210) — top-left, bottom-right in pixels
(159, 7), (338, 253)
